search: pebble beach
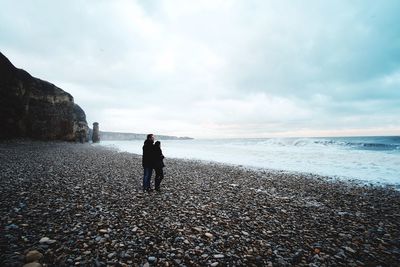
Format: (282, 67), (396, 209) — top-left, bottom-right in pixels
(1, 141), (399, 266)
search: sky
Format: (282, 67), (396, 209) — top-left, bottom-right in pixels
(1, 0), (400, 138)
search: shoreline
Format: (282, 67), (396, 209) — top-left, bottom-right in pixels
(98, 142), (400, 190)
(1, 141), (399, 266)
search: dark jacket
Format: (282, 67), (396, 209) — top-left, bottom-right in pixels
(154, 146), (165, 169)
(142, 140), (155, 168)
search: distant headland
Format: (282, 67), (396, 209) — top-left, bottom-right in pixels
(99, 131), (193, 141)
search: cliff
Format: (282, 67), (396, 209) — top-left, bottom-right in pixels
(0, 52), (88, 141)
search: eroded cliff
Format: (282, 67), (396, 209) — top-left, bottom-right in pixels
(0, 52), (88, 141)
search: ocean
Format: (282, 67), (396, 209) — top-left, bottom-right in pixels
(98, 136), (400, 186)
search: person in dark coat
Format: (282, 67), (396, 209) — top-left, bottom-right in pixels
(142, 134), (155, 192)
(154, 141), (165, 191)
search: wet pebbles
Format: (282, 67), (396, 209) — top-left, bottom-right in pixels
(1, 141), (399, 266)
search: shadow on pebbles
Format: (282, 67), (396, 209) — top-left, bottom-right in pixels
(0, 141), (399, 266)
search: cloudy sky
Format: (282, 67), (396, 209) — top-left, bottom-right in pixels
(1, 0), (399, 138)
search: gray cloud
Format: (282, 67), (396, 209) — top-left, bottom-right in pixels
(1, 0), (399, 137)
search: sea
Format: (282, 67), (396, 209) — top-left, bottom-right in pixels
(98, 136), (400, 186)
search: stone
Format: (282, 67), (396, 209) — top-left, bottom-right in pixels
(25, 250), (43, 262)
(23, 263), (42, 267)
(107, 252), (116, 259)
(344, 246), (356, 253)
(193, 227), (202, 232)
(205, 233), (214, 238)
(213, 254), (224, 259)
(39, 237), (56, 244)
(148, 256), (156, 263)
(92, 122), (100, 143)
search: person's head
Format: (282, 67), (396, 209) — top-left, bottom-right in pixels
(155, 141), (161, 147)
(146, 134), (155, 143)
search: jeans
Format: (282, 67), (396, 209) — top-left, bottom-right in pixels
(143, 167), (153, 191)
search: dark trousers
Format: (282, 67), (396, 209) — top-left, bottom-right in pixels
(155, 168), (164, 190)
(143, 167), (153, 191)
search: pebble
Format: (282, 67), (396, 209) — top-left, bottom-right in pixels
(107, 252), (116, 259)
(23, 263), (42, 267)
(344, 246), (356, 253)
(193, 227), (202, 232)
(25, 250), (43, 262)
(148, 256), (156, 263)
(39, 237), (56, 244)
(205, 233), (214, 238)
(0, 142), (399, 267)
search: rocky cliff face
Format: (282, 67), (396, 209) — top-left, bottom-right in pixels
(0, 52), (88, 141)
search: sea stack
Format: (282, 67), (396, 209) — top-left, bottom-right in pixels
(92, 122), (100, 143)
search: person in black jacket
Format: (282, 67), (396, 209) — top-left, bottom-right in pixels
(154, 141), (165, 191)
(142, 134), (155, 192)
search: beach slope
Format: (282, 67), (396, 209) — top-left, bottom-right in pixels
(0, 142), (399, 266)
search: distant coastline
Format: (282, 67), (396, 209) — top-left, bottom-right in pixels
(98, 131), (193, 141)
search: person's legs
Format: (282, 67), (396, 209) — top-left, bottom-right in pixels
(155, 169), (161, 190)
(155, 168), (164, 191)
(143, 167), (153, 192)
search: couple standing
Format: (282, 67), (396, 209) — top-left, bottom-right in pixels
(142, 134), (165, 192)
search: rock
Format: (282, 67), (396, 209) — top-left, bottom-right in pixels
(148, 256), (156, 263)
(25, 250), (43, 262)
(92, 122), (100, 143)
(0, 52), (89, 141)
(23, 263), (42, 267)
(193, 227), (202, 232)
(39, 237), (56, 244)
(5, 223), (19, 230)
(205, 233), (214, 238)
(343, 246), (356, 253)
(210, 262), (219, 267)
(107, 252), (116, 259)
(213, 254), (224, 259)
